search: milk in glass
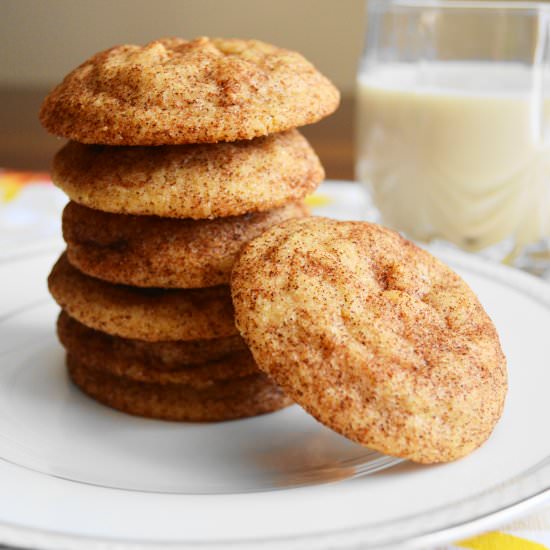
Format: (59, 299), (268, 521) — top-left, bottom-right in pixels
(357, 62), (550, 255)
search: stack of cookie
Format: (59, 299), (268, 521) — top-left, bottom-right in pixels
(40, 37), (339, 421)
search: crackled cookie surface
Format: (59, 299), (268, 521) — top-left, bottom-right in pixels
(40, 37), (340, 145)
(48, 254), (237, 342)
(231, 217), (507, 463)
(52, 131), (322, 218)
(63, 200), (308, 288)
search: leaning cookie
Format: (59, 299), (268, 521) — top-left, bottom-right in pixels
(68, 355), (292, 422)
(48, 253), (236, 342)
(40, 37), (340, 145)
(231, 217), (507, 464)
(52, 131), (322, 219)
(63, 201), (309, 288)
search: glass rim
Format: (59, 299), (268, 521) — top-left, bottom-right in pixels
(371, 0), (550, 12)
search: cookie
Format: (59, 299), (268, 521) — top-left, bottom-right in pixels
(39, 37), (340, 145)
(58, 312), (256, 388)
(63, 200), (309, 288)
(231, 217), (507, 464)
(52, 131), (322, 219)
(48, 253), (236, 342)
(67, 354), (292, 422)
(57, 311), (246, 369)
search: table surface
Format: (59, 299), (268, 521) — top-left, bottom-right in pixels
(0, 87), (355, 179)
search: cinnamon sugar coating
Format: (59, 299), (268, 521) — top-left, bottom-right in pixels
(58, 312), (257, 388)
(63, 200), (308, 288)
(67, 355), (292, 422)
(57, 311), (246, 369)
(52, 131), (322, 218)
(231, 217), (507, 464)
(48, 253), (237, 342)
(39, 37), (340, 145)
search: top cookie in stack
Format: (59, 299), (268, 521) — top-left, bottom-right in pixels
(41, 37), (339, 421)
(40, 37), (339, 145)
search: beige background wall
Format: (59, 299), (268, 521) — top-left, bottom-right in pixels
(1, 0), (365, 94)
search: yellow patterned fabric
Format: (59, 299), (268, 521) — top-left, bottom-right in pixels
(457, 531), (549, 549)
(0, 170), (51, 202)
(304, 193), (333, 208)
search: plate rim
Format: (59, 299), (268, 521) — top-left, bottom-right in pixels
(0, 460), (547, 550)
(0, 235), (549, 550)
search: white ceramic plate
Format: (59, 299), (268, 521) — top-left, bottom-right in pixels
(0, 250), (399, 495)
(0, 197), (549, 548)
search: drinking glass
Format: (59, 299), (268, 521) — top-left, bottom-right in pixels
(357, 0), (550, 276)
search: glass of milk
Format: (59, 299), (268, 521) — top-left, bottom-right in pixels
(357, 0), (550, 276)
